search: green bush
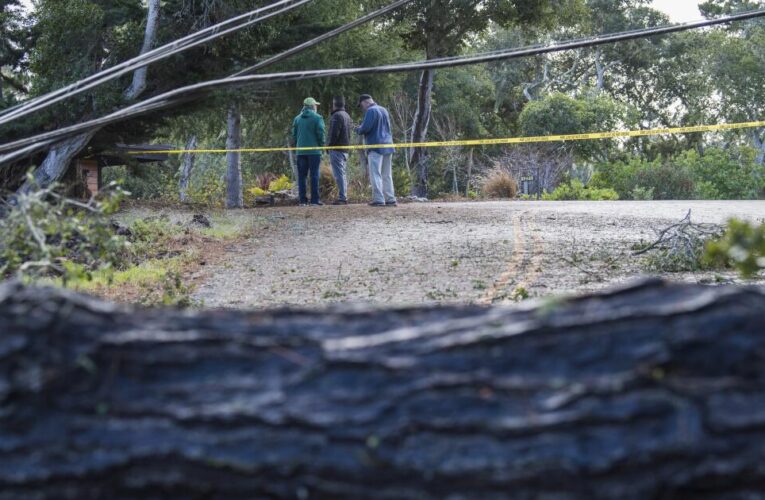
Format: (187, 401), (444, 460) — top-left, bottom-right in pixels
(705, 219), (765, 278)
(675, 147), (764, 200)
(593, 158), (696, 200)
(128, 217), (182, 259)
(0, 180), (128, 283)
(392, 165), (412, 198)
(630, 186), (654, 200)
(185, 174), (226, 208)
(542, 179), (619, 201)
(594, 148), (764, 201)
(102, 164), (177, 200)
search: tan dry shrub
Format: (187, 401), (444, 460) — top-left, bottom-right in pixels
(481, 169), (518, 199)
(319, 163), (338, 201)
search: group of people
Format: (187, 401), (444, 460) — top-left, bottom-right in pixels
(291, 94), (397, 207)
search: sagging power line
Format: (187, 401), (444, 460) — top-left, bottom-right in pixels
(0, 0), (313, 127)
(2, 7), (764, 165)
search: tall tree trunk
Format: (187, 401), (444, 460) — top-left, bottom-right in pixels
(409, 68), (435, 198)
(178, 134), (197, 203)
(225, 103), (243, 208)
(3, 279), (765, 498)
(287, 143), (298, 196)
(17, 131), (96, 194)
(20, 0), (159, 192)
(752, 127), (765, 166)
(123, 0), (160, 101)
(465, 147), (473, 197)
(594, 48), (606, 92)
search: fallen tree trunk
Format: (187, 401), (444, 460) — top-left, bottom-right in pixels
(2, 279), (765, 499)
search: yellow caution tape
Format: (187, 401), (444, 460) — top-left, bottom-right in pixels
(127, 119), (765, 155)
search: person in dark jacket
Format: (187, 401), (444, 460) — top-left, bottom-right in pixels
(327, 96), (352, 204)
(291, 97), (326, 206)
(355, 94), (396, 206)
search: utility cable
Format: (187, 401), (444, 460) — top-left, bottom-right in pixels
(2, 7), (764, 163)
(0, 0), (312, 126)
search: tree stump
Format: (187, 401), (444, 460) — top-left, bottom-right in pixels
(2, 279), (765, 498)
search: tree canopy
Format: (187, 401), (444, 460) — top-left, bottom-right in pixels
(1, 0), (764, 201)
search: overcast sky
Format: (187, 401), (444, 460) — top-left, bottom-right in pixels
(651, 0), (703, 22)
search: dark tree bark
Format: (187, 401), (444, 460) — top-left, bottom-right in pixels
(225, 102), (243, 208)
(17, 131), (96, 194)
(2, 278), (765, 499)
(178, 134), (197, 203)
(409, 68), (434, 199)
(123, 0), (160, 101)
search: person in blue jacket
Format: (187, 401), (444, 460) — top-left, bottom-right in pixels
(355, 94), (397, 207)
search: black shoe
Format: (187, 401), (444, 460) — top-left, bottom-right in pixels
(368, 201), (385, 207)
(332, 200), (348, 205)
(311, 201), (324, 206)
(299, 203), (309, 207)
(385, 201), (398, 207)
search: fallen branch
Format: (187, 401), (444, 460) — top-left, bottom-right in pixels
(632, 210), (724, 272)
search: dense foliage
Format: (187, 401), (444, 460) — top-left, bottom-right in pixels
(2, 0), (764, 200)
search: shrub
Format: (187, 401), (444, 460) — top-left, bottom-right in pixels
(246, 174), (294, 203)
(0, 179), (128, 283)
(593, 147), (764, 201)
(102, 164), (176, 201)
(392, 165), (412, 197)
(268, 175), (293, 192)
(542, 179), (619, 201)
(127, 217), (181, 260)
(634, 162), (695, 200)
(630, 186), (654, 200)
(185, 174), (226, 208)
(705, 219), (765, 278)
(320, 163), (338, 201)
(675, 147), (764, 200)
(481, 169), (518, 199)
(593, 158), (695, 200)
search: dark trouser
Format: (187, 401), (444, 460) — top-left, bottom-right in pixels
(297, 155), (321, 204)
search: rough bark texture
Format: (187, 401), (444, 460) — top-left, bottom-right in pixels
(752, 127), (765, 166)
(123, 0), (160, 101)
(17, 131), (96, 194)
(178, 134), (197, 203)
(409, 68), (434, 199)
(465, 147), (473, 197)
(225, 103), (243, 209)
(2, 279), (765, 498)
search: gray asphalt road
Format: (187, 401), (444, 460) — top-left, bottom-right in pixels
(193, 200), (765, 308)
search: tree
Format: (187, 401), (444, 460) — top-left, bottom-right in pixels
(0, 0), (29, 107)
(225, 102), (243, 208)
(14, 0), (151, 192)
(698, 0), (765, 164)
(394, 0), (580, 198)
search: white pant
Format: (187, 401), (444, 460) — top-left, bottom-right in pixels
(367, 152), (395, 203)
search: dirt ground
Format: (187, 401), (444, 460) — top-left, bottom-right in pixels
(155, 200), (765, 309)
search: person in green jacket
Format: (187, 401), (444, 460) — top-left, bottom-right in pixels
(291, 97), (326, 206)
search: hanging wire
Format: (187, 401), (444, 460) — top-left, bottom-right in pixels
(0, 0), (313, 126)
(2, 7), (764, 165)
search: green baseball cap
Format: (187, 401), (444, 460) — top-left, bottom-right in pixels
(303, 97), (320, 106)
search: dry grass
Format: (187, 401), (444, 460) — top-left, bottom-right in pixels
(320, 163), (338, 201)
(481, 169), (518, 199)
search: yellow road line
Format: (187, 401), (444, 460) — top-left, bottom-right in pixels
(127, 119), (765, 155)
